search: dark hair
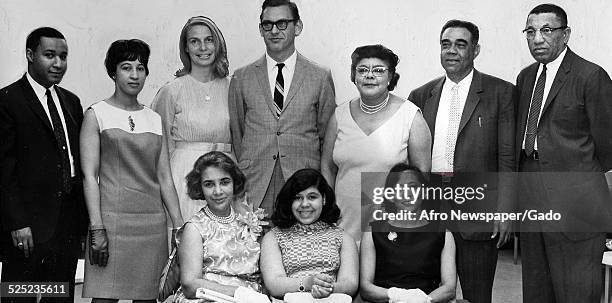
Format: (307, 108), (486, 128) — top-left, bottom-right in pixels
(260, 0), (300, 21)
(26, 27), (65, 51)
(350, 44), (400, 91)
(176, 16), (229, 78)
(104, 39), (151, 79)
(382, 163), (428, 213)
(271, 168), (340, 228)
(440, 19), (480, 45)
(529, 3), (568, 27)
(185, 151), (247, 201)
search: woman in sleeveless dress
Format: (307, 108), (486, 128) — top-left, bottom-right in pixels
(321, 44), (432, 242)
(173, 151), (269, 303)
(260, 169), (358, 303)
(80, 39), (183, 302)
(360, 163), (456, 303)
(152, 16), (233, 222)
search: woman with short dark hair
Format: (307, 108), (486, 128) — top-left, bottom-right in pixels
(321, 44), (432, 242)
(260, 169), (358, 303)
(80, 39), (183, 302)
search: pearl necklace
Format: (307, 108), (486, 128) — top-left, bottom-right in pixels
(359, 94), (390, 115)
(204, 205), (235, 224)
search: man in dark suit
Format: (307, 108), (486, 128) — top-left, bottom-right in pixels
(409, 20), (516, 303)
(516, 4), (612, 302)
(0, 27), (87, 302)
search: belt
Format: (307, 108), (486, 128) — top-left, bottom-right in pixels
(522, 150), (539, 161)
(431, 172), (454, 184)
(175, 141), (232, 153)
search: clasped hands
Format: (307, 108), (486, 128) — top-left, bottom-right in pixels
(387, 287), (432, 303)
(88, 225), (109, 266)
(306, 273), (335, 299)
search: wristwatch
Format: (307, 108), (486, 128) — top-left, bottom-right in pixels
(298, 277), (306, 292)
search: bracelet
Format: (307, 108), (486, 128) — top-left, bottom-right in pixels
(298, 277), (306, 292)
(89, 224), (105, 230)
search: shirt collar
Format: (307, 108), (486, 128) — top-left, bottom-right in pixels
(445, 69), (474, 90)
(265, 50), (297, 73)
(542, 46), (567, 72)
(26, 72), (54, 101)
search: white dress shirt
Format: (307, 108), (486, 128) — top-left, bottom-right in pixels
(26, 73), (75, 176)
(521, 47), (567, 150)
(432, 70), (474, 173)
(266, 50), (297, 106)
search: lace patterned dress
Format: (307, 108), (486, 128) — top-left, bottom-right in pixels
(272, 221), (343, 279)
(173, 206), (263, 302)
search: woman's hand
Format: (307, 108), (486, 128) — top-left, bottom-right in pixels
(310, 274), (334, 298)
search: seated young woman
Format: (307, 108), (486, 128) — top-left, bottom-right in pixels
(174, 151), (269, 303)
(260, 168), (359, 303)
(360, 163), (457, 303)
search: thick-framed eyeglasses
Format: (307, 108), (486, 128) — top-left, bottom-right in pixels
(260, 19), (295, 31)
(522, 26), (567, 39)
(356, 66), (389, 78)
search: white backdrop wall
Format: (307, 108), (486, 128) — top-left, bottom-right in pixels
(1, 0), (611, 108)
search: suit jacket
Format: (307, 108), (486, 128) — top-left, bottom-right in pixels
(409, 69), (517, 240)
(228, 53), (336, 208)
(516, 48), (612, 236)
(0, 75), (87, 244)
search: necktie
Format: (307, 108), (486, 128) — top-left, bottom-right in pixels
(46, 89), (72, 193)
(274, 63), (285, 118)
(445, 84), (460, 169)
(524, 64), (547, 156)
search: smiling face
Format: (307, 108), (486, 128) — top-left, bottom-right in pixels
(390, 170), (423, 212)
(440, 27), (480, 82)
(185, 24), (217, 70)
(291, 186), (324, 225)
(525, 12), (570, 64)
(354, 57), (390, 101)
(259, 5), (302, 62)
(114, 59), (146, 97)
(201, 166), (234, 217)
(27, 36), (68, 88)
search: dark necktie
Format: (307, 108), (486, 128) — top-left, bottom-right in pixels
(274, 63), (285, 118)
(524, 64), (547, 156)
(46, 89), (72, 193)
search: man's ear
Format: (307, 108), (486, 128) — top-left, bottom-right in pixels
(26, 48), (34, 64)
(474, 44), (481, 59)
(294, 20), (303, 36)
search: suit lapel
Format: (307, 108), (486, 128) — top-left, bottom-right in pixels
(56, 88), (77, 131)
(518, 64), (539, 139)
(254, 56), (277, 117)
(541, 48), (573, 116)
(19, 75), (53, 131)
(458, 70), (483, 134)
(423, 78), (444, 135)
(283, 53), (306, 110)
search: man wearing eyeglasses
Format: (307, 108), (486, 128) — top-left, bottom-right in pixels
(408, 20), (517, 303)
(228, 0), (335, 215)
(516, 4), (612, 302)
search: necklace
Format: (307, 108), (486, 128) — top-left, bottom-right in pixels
(128, 115), (135, 131)
(204, 205), (235, 224)
(359, 94), (390, 114)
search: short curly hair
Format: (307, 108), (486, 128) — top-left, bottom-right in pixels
(382, 163), (428, 213)
(350, 44), (400, 91)
(271, 168), (340, 228)
(104, 39), (150, 79)
(185, 151), (246, 202)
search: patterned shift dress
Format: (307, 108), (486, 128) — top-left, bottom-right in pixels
(272, 221), (343, 279)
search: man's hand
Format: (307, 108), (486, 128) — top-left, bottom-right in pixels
(492, 220), (511, 248)
(11, 227), (34, 257)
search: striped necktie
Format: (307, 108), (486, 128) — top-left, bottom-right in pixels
(274, 63), (285, 118)
(524, 64), (547, 156)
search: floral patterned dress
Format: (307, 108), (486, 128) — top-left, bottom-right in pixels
(173, 206), (267, 302)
